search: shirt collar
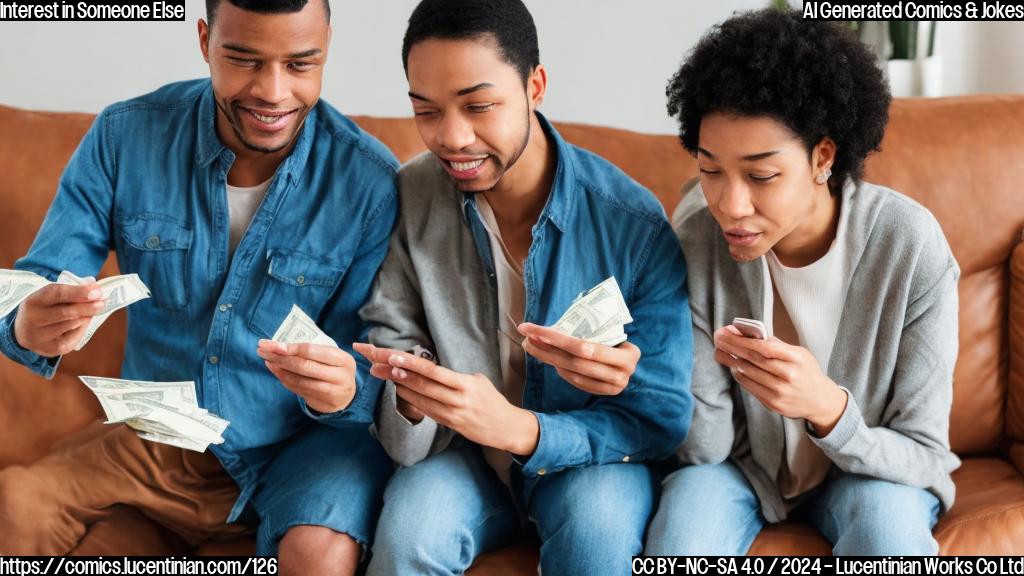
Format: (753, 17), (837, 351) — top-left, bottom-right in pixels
(195, 82), (316, 183)
(460, 111), (577, 233)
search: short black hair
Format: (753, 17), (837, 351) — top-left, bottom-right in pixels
(205, 0), (330, 28)
(666, 9), (891, 191)
(402, 0), (541, 84)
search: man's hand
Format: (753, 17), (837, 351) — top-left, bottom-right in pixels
(518, 322), (641, 396)
(713, 325), (848, 436)
(257, 340), (357, 414)
(13, 282), (106, 358)
(352, 342), (426, 423)
(354, 342), (539, 456)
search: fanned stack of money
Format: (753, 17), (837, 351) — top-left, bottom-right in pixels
(57, 271), (151, 350)
(80, 376), (229, 452)
(0, 270), (53, 318)
(0, 269), (151, 350)
(272, 304), (338, 347)
(552, 277), (634, 346)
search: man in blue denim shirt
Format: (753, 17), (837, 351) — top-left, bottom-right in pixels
(354, 1), (693, 573)
(0, 0), (396, 571)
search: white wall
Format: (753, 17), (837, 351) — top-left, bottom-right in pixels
(1, 1), (1021, 135)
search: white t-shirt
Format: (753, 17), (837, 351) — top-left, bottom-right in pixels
(226, 178), (272, 255)
(763, 197), (852, 500)
(475, 195), (528, 487)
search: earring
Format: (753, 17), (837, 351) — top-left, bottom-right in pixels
(815, 168), (832, 185)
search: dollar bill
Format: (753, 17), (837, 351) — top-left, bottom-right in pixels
(79, 376), (228, 452)
(272, 304), (337, 347)
(105, 399), (226, 444)
(552, 277), (633, 345)
(0, 269), (52, 318)
(136, 430), (211, 453)
(59, 273), (151, 350)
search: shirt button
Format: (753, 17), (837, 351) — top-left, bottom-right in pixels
(209, 355), (219, 365)
(145, 235), (161, 249)
(219, 304), (229, 312)
(537, 468), (547, 476)
(622, 455), (631, 463)
(296, 275), (306, 285)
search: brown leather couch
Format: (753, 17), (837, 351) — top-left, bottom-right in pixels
(2, 95), (1023, 569)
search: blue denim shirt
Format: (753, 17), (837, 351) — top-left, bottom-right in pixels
(366, 115), (694, 483)
(0, 79), (399, 521)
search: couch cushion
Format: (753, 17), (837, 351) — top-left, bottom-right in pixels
(1008, 240), (1024, 457)
(863, 96), (1024, 455)
(934, 457), (1024, 554)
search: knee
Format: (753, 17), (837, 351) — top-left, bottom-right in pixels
(537, 465), (652, 557)
(645, 464), (762, 556)
(278, 526), (360, 576)
(369, 501), (456, 575)
(829, 478), (938, 555)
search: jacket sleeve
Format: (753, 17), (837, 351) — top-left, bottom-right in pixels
(811, 230), (961, 511)
(0, 111), (116, 378)
(358, 207), (455, 466)
(672, 190), (736, 464)
(517, 220), (694, 477)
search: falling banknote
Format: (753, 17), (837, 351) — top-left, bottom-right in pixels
(0, 269), (150, 350)
(80, 376), (229, 452)
(272, 304), (337, 347)
(552, 277), (633, 346)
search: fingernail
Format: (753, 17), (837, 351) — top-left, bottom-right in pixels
(88, 289), (102, 300)
(539, 336), (552, 345)
(392, 367), (407, 379)
(736, 366), (745, 374)
(93, 300), (105, 308)
(390, 354), (405, 366)
(581, 343), (595, 358)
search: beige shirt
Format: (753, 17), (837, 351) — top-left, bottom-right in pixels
(764, 197), (852, 501)
(475, 196), (527, 486)
(226, 178), (272, 255)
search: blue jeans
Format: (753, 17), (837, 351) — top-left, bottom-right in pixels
(367, 442), (656, 575)
(645, 462), (940, 556)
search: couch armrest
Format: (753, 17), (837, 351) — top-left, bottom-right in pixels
(1008, 236), (1024, 474)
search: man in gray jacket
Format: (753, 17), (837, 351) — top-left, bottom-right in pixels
(353, 0), (693, 573)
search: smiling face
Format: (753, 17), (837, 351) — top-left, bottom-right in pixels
(406, 36), (541, 193)
(199, 0), (329, 156)
(697, 113), (836, 263)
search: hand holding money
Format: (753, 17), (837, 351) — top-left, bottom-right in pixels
(258, 304), (357, 414)
(518, 277), (641, 396)
(10, 275), (105, 358)
(3, 269), (151, 357)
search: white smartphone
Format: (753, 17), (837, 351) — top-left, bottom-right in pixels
(732, 317), (768, 340)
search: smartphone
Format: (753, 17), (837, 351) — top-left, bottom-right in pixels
(732, 317), (768, 340)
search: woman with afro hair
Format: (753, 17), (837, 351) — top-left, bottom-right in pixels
(647, 9), (960, 555)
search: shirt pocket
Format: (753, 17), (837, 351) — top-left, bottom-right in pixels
(118, 213), (192, 310)
(248, 250), (346, 339)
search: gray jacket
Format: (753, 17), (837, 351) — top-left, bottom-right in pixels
(674, 180), (961, 522)
(363, 132), (693, 474)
